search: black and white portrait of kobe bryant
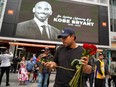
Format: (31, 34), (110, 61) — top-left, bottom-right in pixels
(15, 1), (61, 40)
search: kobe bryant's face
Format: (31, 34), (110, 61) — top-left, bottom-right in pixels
(34, 1), (52, 22)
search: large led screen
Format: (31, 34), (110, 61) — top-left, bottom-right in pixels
(0, 0), (109, 46)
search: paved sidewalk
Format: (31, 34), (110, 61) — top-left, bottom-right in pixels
(0, 72), (56, 87)
(0, 72), (113, 87)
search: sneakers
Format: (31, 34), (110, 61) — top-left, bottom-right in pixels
(6, 84), (10, 86)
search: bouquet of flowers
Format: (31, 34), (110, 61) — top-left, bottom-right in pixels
(69, 43), (97, 87)
(82, 43), (97, 57)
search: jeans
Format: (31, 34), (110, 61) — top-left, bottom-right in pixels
(38, 72), (49, 87)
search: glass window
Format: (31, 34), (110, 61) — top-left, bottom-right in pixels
(110, 19), (116, 32)
(86, 0), (108, 4)
(99, 0), (107, 4)
(111, 51), (116, 61)
(114, 19), (116, 32)
(110, 0), (116, 32)
(110, 0), (116, 6)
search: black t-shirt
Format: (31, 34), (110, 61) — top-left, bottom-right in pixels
(53, 46), (84, 87)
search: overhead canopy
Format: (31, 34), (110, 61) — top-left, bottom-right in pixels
(9, 42), (56, 48)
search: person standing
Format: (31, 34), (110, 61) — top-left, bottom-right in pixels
(0, 49), (13, 86)
(108, 58), (116, 87)
(26, 57), (34, 82)
(37, 47), (53, 87)
(88, 56), (96, 87)
(44, 28), (92, 87)
(11, 56), (19, 73)
(32, 54), (37, 64)
(103, 56), (109, 87)
(95, 52), (106, 87)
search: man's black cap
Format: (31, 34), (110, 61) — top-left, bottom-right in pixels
(57, 28), (75, 39)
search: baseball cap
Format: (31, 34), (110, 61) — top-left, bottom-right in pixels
(44, 47), (50, 51)
(57, 28), (75, 38)
(98, 52), (104, 56)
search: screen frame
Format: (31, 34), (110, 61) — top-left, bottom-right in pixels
(0, 0), (110, 48)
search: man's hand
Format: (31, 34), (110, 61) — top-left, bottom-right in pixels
(81, 56), (89, 65)
(106, 75), (110, 78)
(101, 75), (105, 79)
(81, 56), (92, 74)
(43, 61), (57, 69)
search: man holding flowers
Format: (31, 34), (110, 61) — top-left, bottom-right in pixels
(44, 28), (97, 87)
(37, 47), (53, 87)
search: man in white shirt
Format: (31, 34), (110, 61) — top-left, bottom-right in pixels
(15, 1), (60, 40)
(0, 49), (13, 86)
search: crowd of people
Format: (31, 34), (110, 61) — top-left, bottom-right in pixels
(17, 47), (54, 87)
(0, 47), (54, 87)
(80, 53), (116, 87)
(0, 28), (116, 87)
